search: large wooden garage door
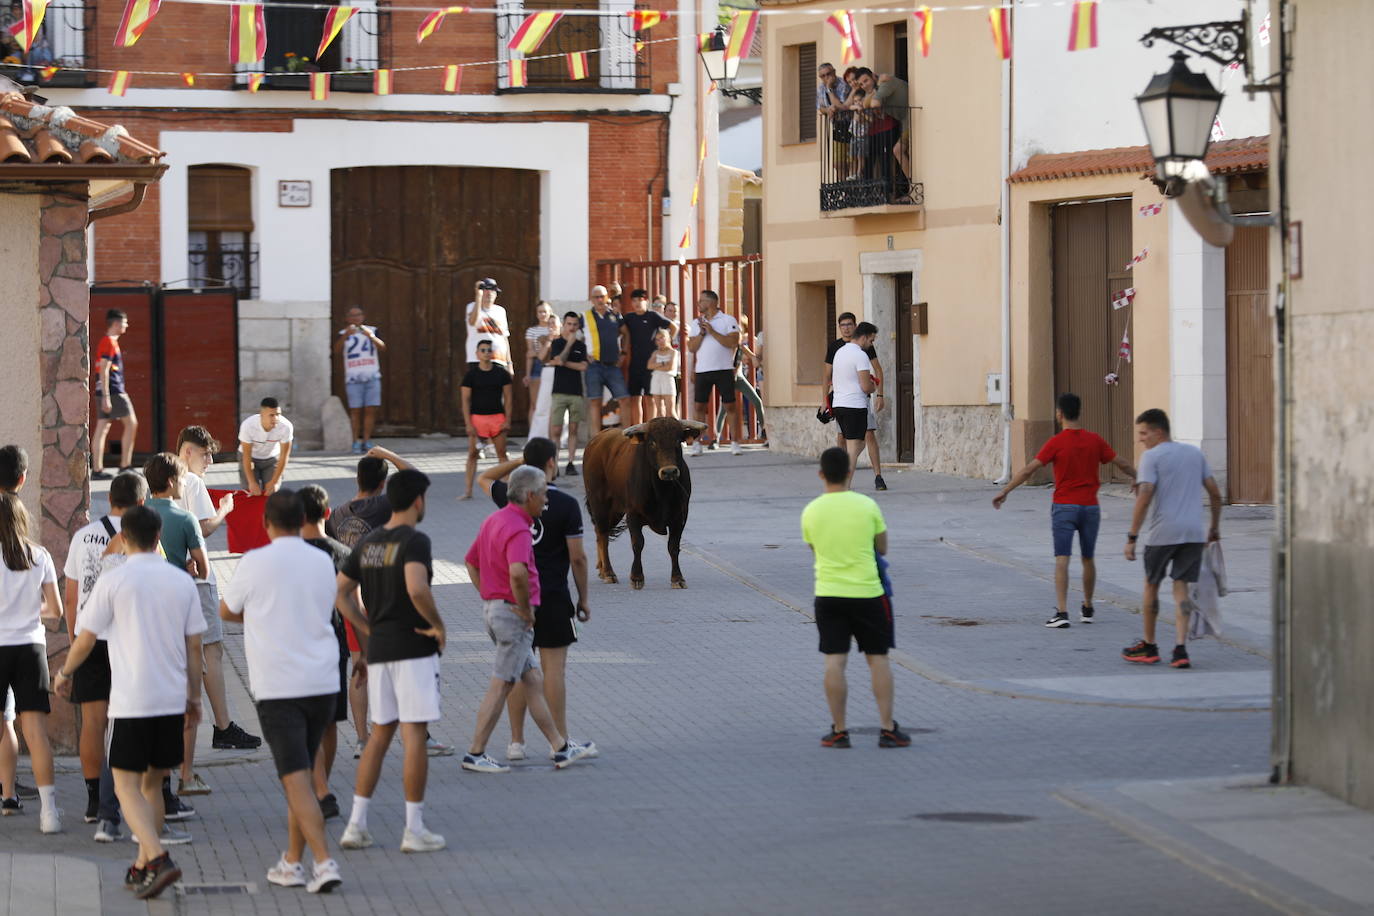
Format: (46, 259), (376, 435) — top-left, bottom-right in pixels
(1225, 226), (1273, 503)
(1052, 199), (1134, 478)
(331, 166), (541, 436)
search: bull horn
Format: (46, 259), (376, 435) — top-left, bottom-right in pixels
(680, 420), (707, 432)
(621, 423), (646, 437)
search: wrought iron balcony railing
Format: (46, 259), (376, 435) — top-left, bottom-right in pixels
(496, 7), (649, 93)
(819, 106), (923, 212)
(188, 241), (259, 300)
(235, 0), (386, 92)
(0, 1), (95, 88)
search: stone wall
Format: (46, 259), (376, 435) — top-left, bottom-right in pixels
(237, 300), (331, 448)
(718, 165), (762, 258)
(765, 406), (838, 462)
(914, 405), (1002, 480)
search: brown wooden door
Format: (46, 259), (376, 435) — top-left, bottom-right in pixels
(1225, 226), (1273, 503)
(1052, 199), (1134, 478)
(894, 272), (915, 463)
(331, 166), (541, 436)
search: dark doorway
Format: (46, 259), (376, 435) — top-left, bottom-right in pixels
(894, 272), (915, 463)
(331, 166), (541, 436)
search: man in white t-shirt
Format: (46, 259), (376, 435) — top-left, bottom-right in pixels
(830, 322), (879, 484)
(238, 397), (295, 495)
(334, 307), (387, 455)
(55, 505), (206, 900)
(466, 278), (512, 371)
(686, 290), (744, 456)
(219, 490), (344, 893)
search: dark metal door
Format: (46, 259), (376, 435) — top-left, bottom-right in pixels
(1225, 225), (1273, 503)
(159, 288), (241, 452)
(895, 272), (915, 463)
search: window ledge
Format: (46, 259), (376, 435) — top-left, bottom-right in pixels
(821, 203), (925, 222)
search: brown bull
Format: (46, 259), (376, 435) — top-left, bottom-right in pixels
(582, 417), (705, 589)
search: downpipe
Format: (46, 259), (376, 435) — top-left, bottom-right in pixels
(996, 30), (1014, 485)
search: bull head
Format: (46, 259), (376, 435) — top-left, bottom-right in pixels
(622, 418), (705, 481)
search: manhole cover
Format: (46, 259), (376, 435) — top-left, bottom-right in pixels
(909, 812), (1035, 824)
(180, 883), (256, 895)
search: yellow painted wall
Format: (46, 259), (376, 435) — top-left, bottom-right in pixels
(0, 194), (45, 533)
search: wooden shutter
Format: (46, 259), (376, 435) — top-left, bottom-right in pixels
(798, 42), (817, 142)
(189, 166), (253, 232)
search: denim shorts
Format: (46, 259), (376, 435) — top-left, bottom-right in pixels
(346, 376), (382, 408)
(1051, 504), (1101, 558)
(585, 361), (628, 400)
(482, 600), (539, 683)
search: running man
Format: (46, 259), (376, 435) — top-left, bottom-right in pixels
(92, 309), (138, 479)
(801, 448), (909, 750)
(238, 398), (294, 495)
(461, 340), (513, 499)
(335, 307), (386, 454)
(993, 393), (1136, 628)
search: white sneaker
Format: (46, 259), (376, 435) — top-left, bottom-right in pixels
(689, 442), (703, 457)
(129, 824), (191, 845)
(400, 827), (446, 853)
(506, 742), (526, 761)
(461, 752), (509, 774)
(426, 736), (455, 757)
(730, 442), (743, 455)
(553, 741), (595, 769)
(339, 823), (374, 849)
(550, 739), (599, 760)
(93, 819), (122, 842)
(307, 859), (342, 893)
(267, 856), (307, 888)
(39, 807), (62, 835)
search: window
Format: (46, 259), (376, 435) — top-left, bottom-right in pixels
(797, 42), (817, 143)
(0, 0), (93, 87)
(794, 281), (835, 384)
(497, 0), (647, 92)
(874, 20), (908, 83)
(236, 0), (382, 91)
(188, 166), (258, 299)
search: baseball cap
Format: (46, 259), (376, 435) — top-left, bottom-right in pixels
(477, 277), (501, 292)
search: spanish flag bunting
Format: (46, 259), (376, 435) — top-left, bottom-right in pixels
(566, 51), (589, 80)
(508, 11), (562, 54)
(690, 178), (699, 207)
(107, 70), (131, 96)
(628, 9), (661, 31)
(912, 6), (932, 58)
(180, 72), (195, 87)
(826, 11), (863, 65)
(373, 68), (392, 95)
(678, 226), (690, 250)
(309, 71), (330, 101)
(416, 7), (465, 44)
(707, 80), (716, 94)
(443, 63), (462, 92)
(634, 39), (644, 52)
(229, 3), (267, 64)
(698, 32), (713, 51)
(316, 5), (357, 60)
(40, 64), (59, 79)
(698, 137), (706, 163)
(247, 72), (264, 92)
(724, 9), (758, 63)
(114, 0), (161, 48)
(1067, 1), (1097, 51)
(988, 7), (1011, 60)
(508, 58), (528, 87)
(11, 0), (49, 53)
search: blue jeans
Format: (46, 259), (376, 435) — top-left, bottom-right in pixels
(585, 361), (628, 400)
(1051, 504), (1101, 558)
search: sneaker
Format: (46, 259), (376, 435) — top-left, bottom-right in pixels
(339, 823), (373, 849)
(820, 727), (851, 748)
(874, 474), (888, 491)
(178, 773), (212, 796)
(400, 827), (446, 853)
(318, 793), (340, 820)
(134, 852), (181, 900)
(124, 864), (145, 890)
(688, 442), (703, 457)
(353, 739), (366, 760)
(1122, 640), (1161, 664)
(461, 752), (509, 774)
(1044, 611), (1071, 629)
(506, 742), (526, 761)
(570, 738), (599, 759)
(164, 795), (195, 821)
(130, 824), (192, 846)
(85, 792), (99, 823)
(267, 855), (307, 888)
(39, 806), (62, 834)
(15, 782), (37, 800)
(730, 442), (743, 456)
(94, 819), (123, 842)
(2, 797), (21, 816)
(91, 470), (112, 480)
(1080, 604), (1095, 624)
(426, 736), (455, 757)
(564, 461), (579, 477)
(212, 721), (262, 749)
(878, 722), (912, 748)
(1171, 645), (1192, 669)
(308, 858), (343, 893)
(351, 441), (364, 455)
(553, 741), (594, 769)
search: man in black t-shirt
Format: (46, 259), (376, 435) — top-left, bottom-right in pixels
(336, 470), (448, 854)
(461, 341), (513, 500)
(478, 437), (596, 762)
(620, 289), (678, 427)
(542, 312), (589, 475)
(823, 312), (887, 491)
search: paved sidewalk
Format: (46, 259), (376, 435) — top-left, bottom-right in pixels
(4, 439), (1370, 914)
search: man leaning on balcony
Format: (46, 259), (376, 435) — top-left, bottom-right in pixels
(856, 69), (912, 201)
(817, 63), (850, 182)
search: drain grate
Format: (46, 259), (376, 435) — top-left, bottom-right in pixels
(180, 883), (256, 896)
(908, 812), (1035, 825)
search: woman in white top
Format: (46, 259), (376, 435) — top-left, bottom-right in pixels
(523, 301), (559, 427)
(646, 328), (680, 420)
(0, 492), (62, 831)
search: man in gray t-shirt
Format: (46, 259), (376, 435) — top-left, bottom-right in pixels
(1122, 409), (1223, 669)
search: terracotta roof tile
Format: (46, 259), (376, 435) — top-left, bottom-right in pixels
(0, 90), (164, 166)
(1009, 136), (1269, 184)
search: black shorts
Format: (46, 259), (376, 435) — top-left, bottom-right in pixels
(833, 406), (868, 441)
(815, 596), (893, 655)
(693, 369), (737, 404)
(109, 715), (184, 772)
(533, 591), (577, 649)
(626, 367), (654, 397)
(70, 639), (112, 705)
(1144, 543), (1205, 585)
(333, 621), (350, 723)
(97, 393), (133, 420)
(256, 694), (335, 778)
(0, 643), (50, 715)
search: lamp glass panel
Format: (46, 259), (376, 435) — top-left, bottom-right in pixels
(1137, 95), (1173, 159)
(1169, 95), (1222, 160)
(700, 48), (726, 82)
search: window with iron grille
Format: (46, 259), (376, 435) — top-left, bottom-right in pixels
(497, 0), (647, 92)
(188, 166), (258, 299)
(0, 0), (93, 87)
(236, 0), (386, 92)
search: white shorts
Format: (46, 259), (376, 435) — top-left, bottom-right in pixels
(367, 655), (441, 725)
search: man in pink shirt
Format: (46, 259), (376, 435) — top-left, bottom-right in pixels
(460, 467), (594, 774)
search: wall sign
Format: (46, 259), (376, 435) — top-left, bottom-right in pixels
(278, 180), (312, 208)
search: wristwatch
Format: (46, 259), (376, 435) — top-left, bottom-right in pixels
(1127, 534), (1138, 542)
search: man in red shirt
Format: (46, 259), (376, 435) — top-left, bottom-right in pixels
(92, 310), (137, 479)
(993, 393), (1136, 628)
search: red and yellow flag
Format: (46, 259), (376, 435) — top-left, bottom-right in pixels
(1068, 1), (1098, 51)
(508, 11), (562, 54)
(988, 8), (1011, 60)
(678, 226), (691, 250)
(443, 64), (462, 92)
(725, 9), (758, 63)
(826, 11), (863, 65)
(508, 58), (527, 88)
(416, 6), (466, 44)
(317, 5), (356, 60)
(114, 0), (160, 48)
(566, 51), (589, 80)
(40, 64), (59, 79)
(628, 9), (661, 31)
(309, 71), (330, 101)
(11, 0), (49, 53)
(912, 6), (932, 58)
(373, 68), (392, 95)
(634, 39), (645, 52)
(229, 4), (267, 64)
(108, 70), (131, 96)
(180, 72), (195, 87)
(247, 72), (264, 92)
(690, 178), (700, 207)
(698, 32), (713, 51)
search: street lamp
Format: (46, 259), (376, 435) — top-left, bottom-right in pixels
(698, 25), (761, 104)
(1135, 51), (1223, 196)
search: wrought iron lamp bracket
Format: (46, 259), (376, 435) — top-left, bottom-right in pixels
(1140, 17), (1248, 70)
(719, 85), (762, 105)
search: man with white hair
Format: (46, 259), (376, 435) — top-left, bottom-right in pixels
(581, 286), (630, 431)
(459, 466), (594, 773)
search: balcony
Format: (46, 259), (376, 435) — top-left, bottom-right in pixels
(1, 1), (95, 88)
(496, 5), (649, 93)
(819, 106), (924, 215)
(235, 0), (386, 92)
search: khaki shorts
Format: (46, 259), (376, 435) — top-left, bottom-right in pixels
(549, 392), (585, 426)
(482, 600), (538, 683)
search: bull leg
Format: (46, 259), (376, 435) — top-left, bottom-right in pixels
(595, 521), (618, 585)
(668, 518), (687, 589)
(629, 521), (646, 591)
